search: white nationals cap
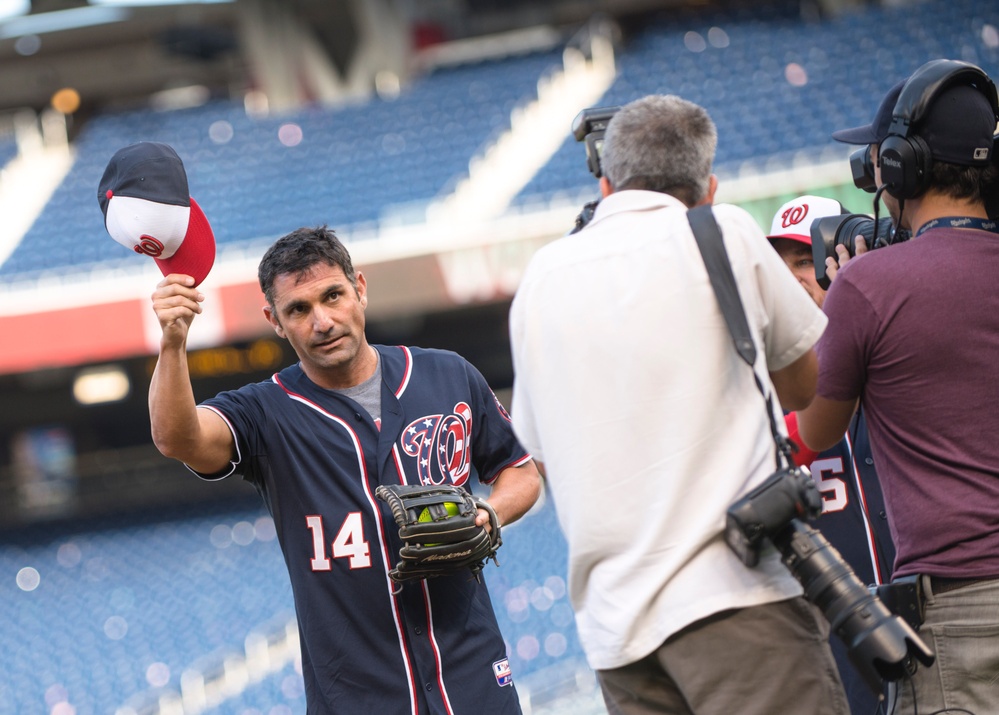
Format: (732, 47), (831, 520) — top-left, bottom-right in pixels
(98, 141), (215, 286)
(766, 195), (846, 246)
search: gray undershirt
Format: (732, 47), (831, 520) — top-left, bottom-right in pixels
(332, 352), (382, 423)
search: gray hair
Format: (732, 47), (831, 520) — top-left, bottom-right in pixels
(600, 94), (717, 206)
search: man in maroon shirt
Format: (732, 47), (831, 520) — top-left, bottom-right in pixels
(798, 60), (999, 714)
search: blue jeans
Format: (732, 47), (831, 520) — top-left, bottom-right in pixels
(887, 575), (999, 715)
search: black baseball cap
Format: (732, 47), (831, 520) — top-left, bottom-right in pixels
(914, 84), (996, 166)
(831, 79), (907, 145)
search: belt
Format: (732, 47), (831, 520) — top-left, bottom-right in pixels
(929, 575), (999, 594)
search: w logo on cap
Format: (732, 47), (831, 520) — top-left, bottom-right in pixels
(782, 203), (809, 228)
(134, 235), (166, 258)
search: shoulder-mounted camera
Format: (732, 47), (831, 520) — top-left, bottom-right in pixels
(572, 105), (620, 179)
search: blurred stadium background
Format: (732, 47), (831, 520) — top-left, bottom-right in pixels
(0, 0), (995, 713)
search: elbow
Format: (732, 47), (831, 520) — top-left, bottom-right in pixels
(150, 425), (193, 463)
(797, 419), (835, 453)
(152, 433), (183, 462)
(779, 388), (815, 413)
(770, 350), (819, 413)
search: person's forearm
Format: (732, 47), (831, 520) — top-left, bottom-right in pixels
(485, 461), (543, 527)
(149, 343), (201, 460)
(797, 395), (858, 452)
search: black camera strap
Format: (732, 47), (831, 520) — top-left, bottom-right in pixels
(686, 205), (795, 470)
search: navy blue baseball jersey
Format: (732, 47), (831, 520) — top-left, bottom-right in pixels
(197, 345), (531, 715)
(787, 408), (895, 713)
(786, 409), (894, 586)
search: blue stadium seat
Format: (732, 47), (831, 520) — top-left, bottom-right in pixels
(513, 0), (999, 206)
(0, 49), (563, 283)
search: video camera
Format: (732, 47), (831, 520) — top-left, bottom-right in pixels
(567, 105), (621, 234)
(726, 468), (935, 695)
(809, 213), (909, 290)
(572, 105), (620, 179)
(812, 130), (999, 288)
(847, 131), (999, 212)
(807, 147), (911, 288)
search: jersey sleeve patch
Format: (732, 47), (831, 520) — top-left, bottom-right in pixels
(492, 657), (513, 687)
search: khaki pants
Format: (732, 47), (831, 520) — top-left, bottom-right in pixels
(886, 575), (999, 715)
(596, 597), (848, 715)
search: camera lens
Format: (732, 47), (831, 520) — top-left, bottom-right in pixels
(831, 216), (873, 256)
(772, 521), (935, 693)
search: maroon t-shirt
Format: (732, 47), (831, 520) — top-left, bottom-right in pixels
(817, 225), (999, 578)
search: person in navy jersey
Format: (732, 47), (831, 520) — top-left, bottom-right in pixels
(148, 225), (542, 715)
(799, 61), (999, 714)
(765, 195), (895, 713)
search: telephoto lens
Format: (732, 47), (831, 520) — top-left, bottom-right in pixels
(726, 473), (936, 695)
(772, 521), (935, 694)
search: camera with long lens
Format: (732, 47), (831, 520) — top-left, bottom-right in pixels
(726, 469), (935, 695)
(809, 213), (910, 290)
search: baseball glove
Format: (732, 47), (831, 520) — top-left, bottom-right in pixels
(375, 483), (502, 586)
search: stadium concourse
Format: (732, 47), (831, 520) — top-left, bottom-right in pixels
(0, 0), (997, 713)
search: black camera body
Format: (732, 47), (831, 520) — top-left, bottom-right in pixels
(725, 466), (822, 567)
(571, 105), (620, 179)
(809, 214), (910, 290)
(725, 469), (935, 695)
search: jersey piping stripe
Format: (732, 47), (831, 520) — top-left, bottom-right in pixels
(395, 345), (413, 398)
(392, 444), (408, 485)
(391, 443), (456, 713)
(844, 430), (885, 585)
(273, 374), (421, 715)
(481, 453), (534, 485)
(186, 405), (242, 480)
(420, 579), (457, 715)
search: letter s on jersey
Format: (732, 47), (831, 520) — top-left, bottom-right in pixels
(809, 457), (848, 513)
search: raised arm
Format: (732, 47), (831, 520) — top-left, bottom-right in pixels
(148, 274), (235, 475)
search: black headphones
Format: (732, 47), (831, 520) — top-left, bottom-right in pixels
(878, 59), (999, 200)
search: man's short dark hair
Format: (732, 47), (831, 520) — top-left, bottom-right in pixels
(928, 161), (999, 204)
(258, 225), (357, 306)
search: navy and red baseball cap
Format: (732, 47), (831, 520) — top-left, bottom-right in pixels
(98, 141), (216, 286)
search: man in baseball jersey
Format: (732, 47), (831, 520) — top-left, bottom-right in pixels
(509, 94), (848, 715)
(766, 195), (895, 712)
(148, 225), (542, 714)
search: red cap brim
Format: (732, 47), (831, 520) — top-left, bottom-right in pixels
(766, 232), (812, 246)
(154, 197), (216, 287)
